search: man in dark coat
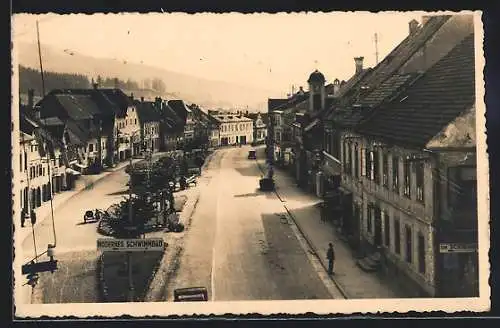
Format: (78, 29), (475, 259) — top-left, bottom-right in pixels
(327, 243), (335, 275)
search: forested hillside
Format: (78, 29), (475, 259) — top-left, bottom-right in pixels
(19, 65), (167, 97)
(19, 65), (91, 95)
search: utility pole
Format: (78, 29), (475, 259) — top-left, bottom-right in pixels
(374, 33), (379, 65)
(36, 20), (46, 97)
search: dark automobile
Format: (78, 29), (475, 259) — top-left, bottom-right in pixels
(173, 287), (209, 302)
(83, 210), (94, 223)
(248, 150), (256, 160)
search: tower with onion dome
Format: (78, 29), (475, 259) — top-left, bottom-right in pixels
(307, 69), (326, 112)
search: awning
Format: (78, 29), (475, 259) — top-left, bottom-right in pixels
(65, 168), (81, 175)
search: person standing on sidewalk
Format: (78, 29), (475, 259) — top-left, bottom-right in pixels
(327, 243), (335, 275)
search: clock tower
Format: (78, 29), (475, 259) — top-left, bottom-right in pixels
(307, 69), (326, 112)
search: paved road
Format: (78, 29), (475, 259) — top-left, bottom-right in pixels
(166, 146), (334, 301)
(21, 168), (131, 303)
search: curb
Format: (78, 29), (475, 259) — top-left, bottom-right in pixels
(282, 204), (350, 300)
(254, 153), (350, 299)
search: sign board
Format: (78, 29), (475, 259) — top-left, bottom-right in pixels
(439, 243), (477, 253)
(97, 238), (164, 252)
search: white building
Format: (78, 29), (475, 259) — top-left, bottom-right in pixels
(211, 113), (254, 146)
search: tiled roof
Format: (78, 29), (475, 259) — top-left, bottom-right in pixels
(244, 112), (270, 125)
(168, 100), (190, 122)
(99, 89), (135, 115)
(327, 16), (450, 127)
(359, 73), (420, 107)
(335, 68), (373, 100)
(53, 94), (99, 120)
(212, 114), (253, 123)
(45, 89), (123, 119)
(356, 33), (475, 148)
(272, 93), (309, 112)
(361, 16), (450, 91)
(134, 100), (162, 123)
(160, 103), (184, 132)
(268, 98), (289, 111)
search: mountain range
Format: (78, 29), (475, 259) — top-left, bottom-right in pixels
(16, 42), (274, 111)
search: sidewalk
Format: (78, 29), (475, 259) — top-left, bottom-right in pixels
(16, 152), (168, 244)
(255, 147), (406, 299)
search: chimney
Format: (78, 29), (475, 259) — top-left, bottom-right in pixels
(354, 57), (364, 75)
(28, 89), (35, 109)
(298, 86), (305, 95)
(409, 19), (419, 35)
(422, 15), (431, 26)
(129, 93), (134, 101)
(141, 96), (144, 102)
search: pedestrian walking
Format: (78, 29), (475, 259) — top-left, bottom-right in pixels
(327, 243), (335, 275)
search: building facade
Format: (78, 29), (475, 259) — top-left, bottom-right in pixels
(211, 113), (254, 146)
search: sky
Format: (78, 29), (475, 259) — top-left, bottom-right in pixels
(12, 12), (422, 96)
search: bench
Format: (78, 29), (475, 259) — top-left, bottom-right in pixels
(186, 176), (197, 186)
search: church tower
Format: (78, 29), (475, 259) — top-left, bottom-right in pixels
(308, 69), (326, 112)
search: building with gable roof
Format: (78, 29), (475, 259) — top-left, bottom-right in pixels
(323, 19), (476, 297)
(134, 98), (162, 153)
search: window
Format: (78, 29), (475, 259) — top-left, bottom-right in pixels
(367, 204), (373, 233)
(19, 154), (22, 172)
(361, 148), (366, 176)
(344, 143), (351, 175)
(403, 159), (411, 198)
(38, 165), (43, 176)
(354, 144), (359, 177)
(135, 119), (137, 125)
(416, 162), (425, 203)
(405, 225), (412, 263)
(382, 152), (389, 188)
(394, 218), (401, 254)
(392, 156), (399, 193)
(89, 144), (94, 152)
(342, 141), (347, 172)
(418, 233), (426, 274)
(384, 212), (390, 247)
(24, 153), (27, 171)
(373, 149), (380, 184)
(366, 150), (374, 181)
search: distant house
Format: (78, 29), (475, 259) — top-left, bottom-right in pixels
(100, 89), (142, 160)
(18, 104), (70, 217)
(134, 99), (162, 153)
(168, 100), (195, 141)
(244, 112), (269, 144)
(155, 97), (184, 151)
(210, 113), (253, 146)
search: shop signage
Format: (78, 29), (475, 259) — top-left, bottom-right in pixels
(439, 243), (477, 253)
(97, 238), (164, 252)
